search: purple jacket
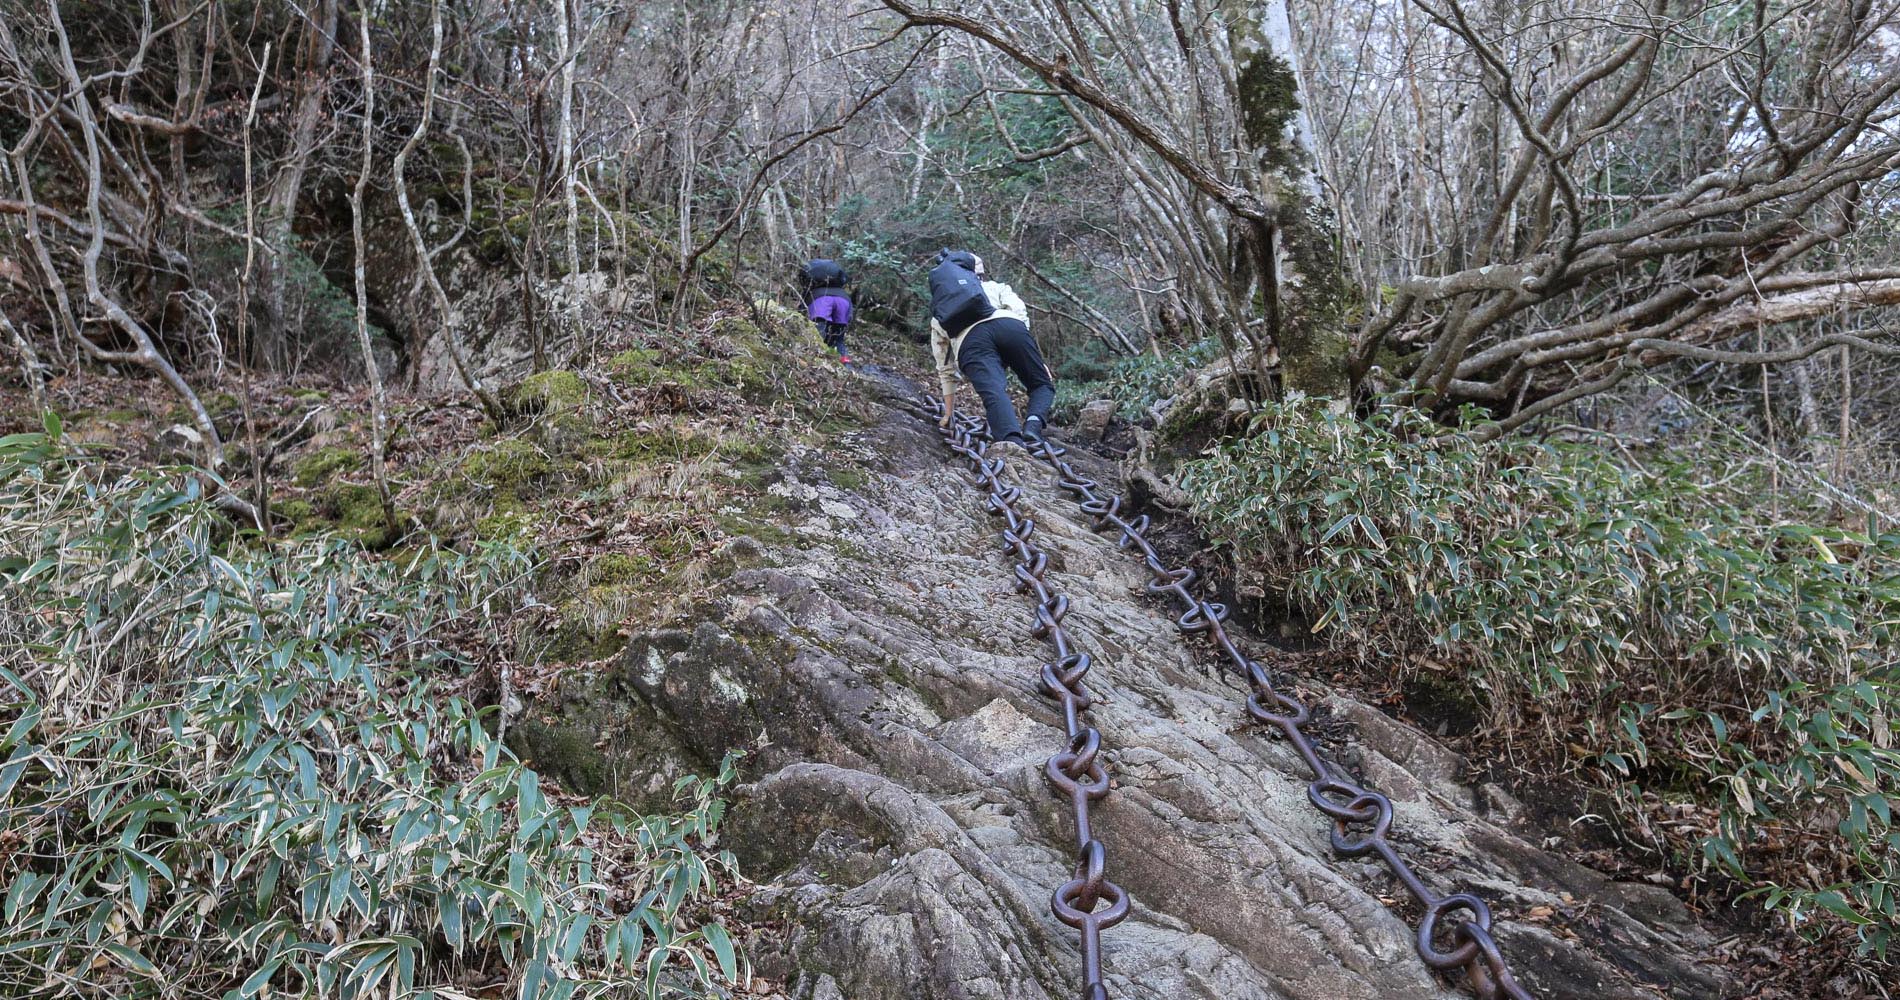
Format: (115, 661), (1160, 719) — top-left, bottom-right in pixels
(809, 294), (853, 326)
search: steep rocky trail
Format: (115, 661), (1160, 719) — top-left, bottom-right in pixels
(520, 364), (1730, 1000)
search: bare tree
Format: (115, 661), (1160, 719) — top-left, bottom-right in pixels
(350, 3), (396, 536)
(38, 0), (223, 463)
(394, 0), (504, 420)
(0, 311), (44, 414)
(1302, 1), (1900, 432)
(557, 0), (584, 348)
(878, 0), (1351, 396)
(672, 30), (931, 323)
(258, 0), (341, 358)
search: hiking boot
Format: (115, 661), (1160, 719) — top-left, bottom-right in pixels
(1023, 415), (1046, 441)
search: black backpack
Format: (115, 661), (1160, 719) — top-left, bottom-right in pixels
(928, 250), (993, 334)
(804, 258), (847, 296)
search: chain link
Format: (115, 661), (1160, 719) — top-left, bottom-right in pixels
(1003, 426), (1535, 1000)
(936, 414), (1130, 1000)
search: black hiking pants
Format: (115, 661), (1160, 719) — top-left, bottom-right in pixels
(815, 320), (847, 357)
(958, 318), (1053, 442)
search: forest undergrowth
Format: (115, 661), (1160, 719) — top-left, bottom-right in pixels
(1175, 396), (1899, 975)
(0, 418), (752, 999)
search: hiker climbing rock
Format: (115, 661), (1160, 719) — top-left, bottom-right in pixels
(803, 257), (854, 364)
(928, 249), (1055, 450)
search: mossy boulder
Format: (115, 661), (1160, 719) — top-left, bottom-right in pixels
(288, 480), (399, 548)
(505, 680), (699, 814)
(508, 370), (589, 415)
(609, 337), (779, 401)
(468, 178), (540, 264)
(293, 445), (363, 486)
(543, 578), (658, 663)
(546, 613), (627, 663)
(275, 498), (316, 528)
(751, 297), (816, 342)
(328, 483), (396, 544)
(609, 348), (665, 378)
(709, 315), (764, 344)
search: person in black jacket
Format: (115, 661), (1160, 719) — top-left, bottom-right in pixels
(928, 251), (1052, 446)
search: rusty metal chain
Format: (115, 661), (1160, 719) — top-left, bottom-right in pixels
(935, 412), (1129, 1000)
(1007, 428), (1535, 1000)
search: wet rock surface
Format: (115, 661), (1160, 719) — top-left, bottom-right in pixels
(523, 368), (1729, 999)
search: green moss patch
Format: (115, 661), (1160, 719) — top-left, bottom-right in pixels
(462, 438), (554, 489)
(275, 498), (316, 527)
(293, 445), (363, 486)
(610, 348), (665, 379)
(585, 553), (656, 586)
(601, 425), (714, 463)
(287, 480), (399, 548)
(546, 613), (628, 663)
(1237, 52), (1301, 154)
(475, 507), (535, 543)
(610, 346), (773, 399)
(508, 370), (589, 415)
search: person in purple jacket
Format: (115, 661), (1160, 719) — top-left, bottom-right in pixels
(804, 258), (854, 364)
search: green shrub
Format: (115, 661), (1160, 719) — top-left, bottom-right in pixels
(0, 424), (747, 998)
(1054, 338), (1220, 425)
(1179, 399), (1899, 956)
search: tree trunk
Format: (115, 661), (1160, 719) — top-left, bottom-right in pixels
(557, 0), (583, 351)
(351, 3), (397, 538)
(259, 0), (339, 361)
(1229, 0), (1351, 399)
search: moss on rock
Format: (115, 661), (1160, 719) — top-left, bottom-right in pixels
(285, 480), (400, 548)
(609, 344), (774, 399)
(275, 498), (316, 528)
(610, 348), (665, 380)
(329, 482), (384, 527)
(293, 445), (363, 486)
(710, 315), (764, 344)
(752, 297), (815, 341)
(711, 510), (795, 549)
(508, 370), (589, 415)
(546, 613), (627, 663)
